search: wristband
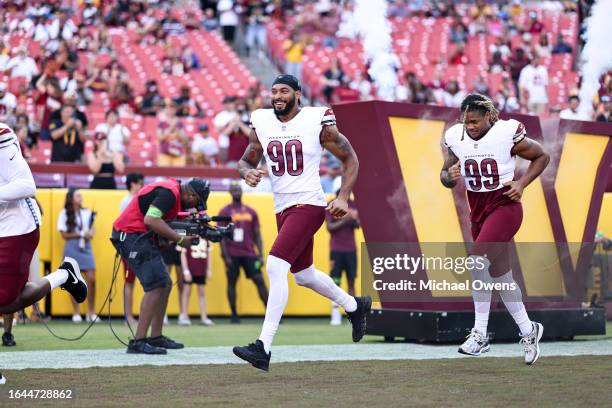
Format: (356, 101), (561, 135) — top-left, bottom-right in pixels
(178, 237), (185, 245)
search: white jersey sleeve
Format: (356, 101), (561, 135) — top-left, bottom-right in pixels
(0, 123), (41, 237)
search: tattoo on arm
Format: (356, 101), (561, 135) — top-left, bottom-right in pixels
(239, 129), (263, 169)
(320, 125), (355, 160)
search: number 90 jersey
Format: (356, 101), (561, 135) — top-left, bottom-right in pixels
(250, 107), (334, 212)
(444, 119), (526, 192)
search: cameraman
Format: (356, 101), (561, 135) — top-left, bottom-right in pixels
(111, 178), (210, 355)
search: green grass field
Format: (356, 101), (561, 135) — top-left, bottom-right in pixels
(1, 318), (610, 407)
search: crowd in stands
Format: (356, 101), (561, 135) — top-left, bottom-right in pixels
(0, 0), (610, 192)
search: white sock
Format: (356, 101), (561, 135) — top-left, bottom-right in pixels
(293, 266), (357, 312)
(258, 255), (290, 353)
(43, 269), (69, 290)
(469, 255), (491, 335)
(493, 271), (532, 336)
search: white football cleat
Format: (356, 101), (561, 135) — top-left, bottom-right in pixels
(0, 372), (6, 384)
(458, 329), (490, 356)
(520, 322), (544, 365)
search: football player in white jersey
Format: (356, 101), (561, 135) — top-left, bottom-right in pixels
(232, 75), (371, 371)
(440, 94), (550, 365)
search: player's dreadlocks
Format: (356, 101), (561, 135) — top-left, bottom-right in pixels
(460, 93), (499, 140)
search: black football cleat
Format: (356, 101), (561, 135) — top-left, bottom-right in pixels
(2, 332), (16, 347)
(126, 339), (167, 355)
(59, 257), (88, 303)
(233, 340), (271, 371)
(346, 296), (372, 342)
(146, 335), (184, 349)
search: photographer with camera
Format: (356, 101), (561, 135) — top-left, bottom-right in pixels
(111, 178), (210, 355)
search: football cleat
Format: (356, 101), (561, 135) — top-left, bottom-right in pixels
(233, 340), (271, 371)
(146, 335), (184, 349)
(2, 332), (16, 347)
(520, 322), (544, 365)
(346, 296), (372, 342)
(59, 257), (87, 303)
(126, 339), (167, 355)
(458, 329), (490, 356)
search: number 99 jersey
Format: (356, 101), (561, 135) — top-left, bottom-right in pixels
(250, 107), (335, 213)
(444, 118), (526, 192)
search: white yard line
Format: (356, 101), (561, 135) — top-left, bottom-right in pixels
(2, 339), (612, 370)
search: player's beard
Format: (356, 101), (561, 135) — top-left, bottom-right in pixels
(273, 96), (296, 116)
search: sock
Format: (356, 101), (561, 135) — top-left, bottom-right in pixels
(43, 269), (69, 290)
(493, 271), (532, 336)
(469, 255), (491, 335)
(258, 255), (290, 353)
(293, 266), (357, 312)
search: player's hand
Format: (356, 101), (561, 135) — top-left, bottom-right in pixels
(327, 198), (349, 219)
(448, 162), (462, 182)
(179, 235), (198, 248)
(244, 169), (265, 187)
(502, 181), (524, 201)
(183, 269), (193, 284)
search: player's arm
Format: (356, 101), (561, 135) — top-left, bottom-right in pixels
(440, 146), (460, 188)
(0, 144), (36, 203)
(237, 128), (265, 187)
(320, 125), (359, 218)
(504, 137), (550, 201)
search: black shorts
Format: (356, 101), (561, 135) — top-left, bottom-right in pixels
(227, 256), (261, 280)
(111, 229), (171, 292)
(188, 275), (207, 285)
(330, 251), (357, 282)
(161, 246), (181, 266)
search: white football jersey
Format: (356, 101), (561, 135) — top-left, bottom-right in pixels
(0, 123), (41, 237)
(444, 119), (526, 192)
(250, 107), (334, 213)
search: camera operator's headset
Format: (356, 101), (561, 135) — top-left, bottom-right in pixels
(35, 178), (211, 346)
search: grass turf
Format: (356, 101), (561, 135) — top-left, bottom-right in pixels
(1, 357), (611, 407)
(1, 318), (610, 352)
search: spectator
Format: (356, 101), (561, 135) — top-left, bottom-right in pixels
(49, 9), (78, 42)
(0, 83), (17, 127)
(595, 95), (612, 122)
(15, 113), (38, 149)
(295, 2), (319, 44)
(87, 132), (125, 189)
(442, 80), (466, 108)
(14, 124), (32, 160)
(190, 124), (219, 165)
(283, 32), (305, 82)
(179, 239), (214, 326)
(508, 47), (531, 90)
(157, 102), (188, 166)
(183, 11), (200, 30)
(94, 109), (130, 155)
(50, 91), (89, 137)
(35, 75), (63, 140)
(494, 75), (520, 113)
(488, 36), (511, 60)
(218, 182), (268, 324)
(489, 51), (507, 73)
(350, 71), (373, 101)
(55, 40), (79, 72)
(82, 0), (99, 25)
(138, 80), (164, 116)
(75, 72), (94, 106)
(332, 77), (361, 103)
(559, 95), (589, 120)
(321, 57), (345, 104)
(214, 95), (239, 162)
(49, 105), (85, 163)
(110, 80), (138, 114)
(245, 4), (269, 57)
(535, 34), (552, 59)
(59, 68), (78, 95)
(218, 0), (239, 44)
(174, 86), (204, 118)
(223, 99), (251, 166)
(526, 11), (544, 34)
(552, 34), (573, 55)
(449, 42), (468, 65)
(201, 8), (219, 31)
(320, 3), (341, 49)
(321, 160), (342, 193)
(181, 46), (201, 72)
(57, 188), (97, 323)
(472, 74), (490, 96)
(6, 47), (39, 81)
(450, 17), (469, 44)
(518, 54), (549, 115)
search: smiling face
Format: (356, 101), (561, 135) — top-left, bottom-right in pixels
(271, 84), (300, 117)
(464, 110), (491, 139)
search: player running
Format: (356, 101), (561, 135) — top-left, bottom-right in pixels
(440, 94), (550, 365)
(0, 122), (87, 383)
(232, 75), (371, 371)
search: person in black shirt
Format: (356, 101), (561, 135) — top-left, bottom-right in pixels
(49, 105), (86, 162)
